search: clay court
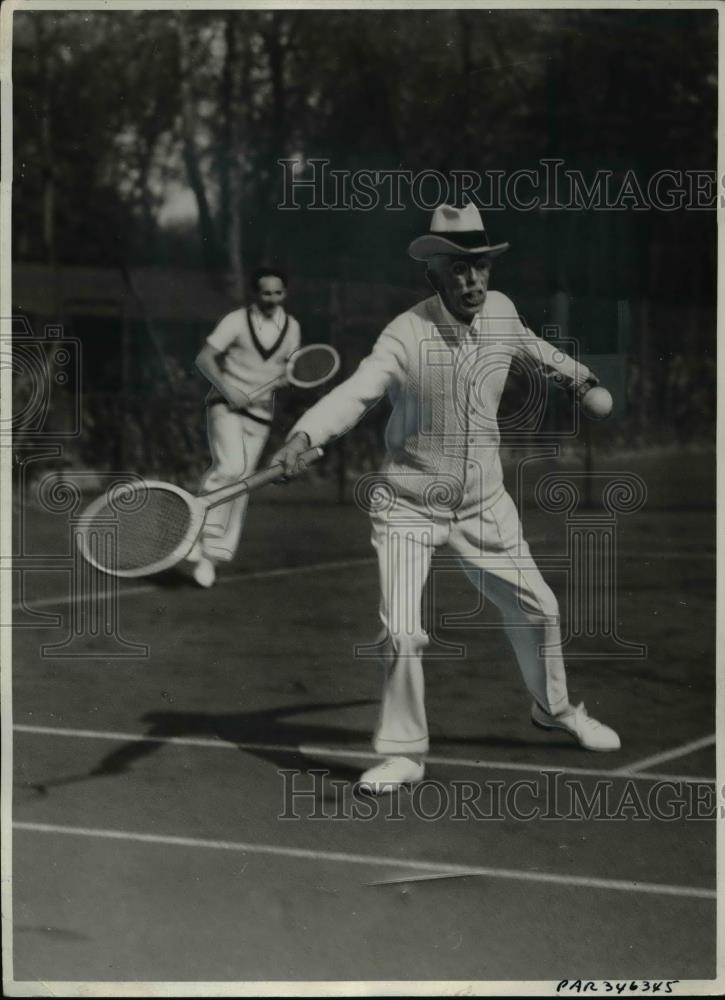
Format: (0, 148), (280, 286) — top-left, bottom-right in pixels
(9, 447), (716, 986)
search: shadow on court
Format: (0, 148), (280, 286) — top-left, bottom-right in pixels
(20, 697), (581, 805)
(19, 700), (381, 798)
(11, 448), (716, 982)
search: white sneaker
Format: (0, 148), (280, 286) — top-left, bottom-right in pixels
(357, 755), (425, 794)
(531, 701), (621, 752)
(192, 557), (216, 589)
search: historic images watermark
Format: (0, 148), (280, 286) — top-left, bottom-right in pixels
(278, 768), (719, 823)
(349, 333), (648, 665)
(6, 314), (148, 658)
(278, 158), (719, 212)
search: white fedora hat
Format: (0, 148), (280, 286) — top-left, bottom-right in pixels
(408, 202), (510, 261)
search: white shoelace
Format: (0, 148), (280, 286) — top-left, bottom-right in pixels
(571, 703), (604, 730)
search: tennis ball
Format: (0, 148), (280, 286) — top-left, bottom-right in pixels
(581, 386), (613, 420)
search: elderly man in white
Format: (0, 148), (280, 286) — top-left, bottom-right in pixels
(274, 203), (620, 792)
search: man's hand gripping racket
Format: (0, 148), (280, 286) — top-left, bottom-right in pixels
(214, 343), (340, 411)
(77, 446), (322, 578)
(272, 432), (318, 480)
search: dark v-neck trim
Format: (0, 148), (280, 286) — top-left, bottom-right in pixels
(247, 307), (289, 361)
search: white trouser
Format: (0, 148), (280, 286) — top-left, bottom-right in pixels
(369, 490), (570, 756)
(198, 404), (270, 563)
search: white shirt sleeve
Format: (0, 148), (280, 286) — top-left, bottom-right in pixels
(206, 311), (242, 353)
(502, 295), (593, 388)
(291, 326), (407, 447)
(517, 326), (593, 388)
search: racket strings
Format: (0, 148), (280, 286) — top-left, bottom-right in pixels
(80, 488), (194, 573)
(290, 346), (337, 384)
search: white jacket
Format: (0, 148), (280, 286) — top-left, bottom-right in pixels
(293, 292), (592, 514)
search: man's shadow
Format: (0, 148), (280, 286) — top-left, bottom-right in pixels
(22, 699), (375, 798)
(20, 698), (573, 802)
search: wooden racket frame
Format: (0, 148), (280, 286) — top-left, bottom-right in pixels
(76, 447), (323, 579)
(285, 343), (340, 388)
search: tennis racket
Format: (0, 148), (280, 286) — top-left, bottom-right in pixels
(285, 343), (340, 389)
(76, 446), (323, 579)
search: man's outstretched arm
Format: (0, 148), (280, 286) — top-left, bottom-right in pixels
(514, 321), (616, 424)
(273, 328), (406, 477)
(516, 321), (598, 393)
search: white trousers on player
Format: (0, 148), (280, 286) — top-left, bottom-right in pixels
(198, 404), (270, 563)
(369, 490), (570, 756)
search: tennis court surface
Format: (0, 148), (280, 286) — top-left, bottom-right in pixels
(9, 449), (717, 986)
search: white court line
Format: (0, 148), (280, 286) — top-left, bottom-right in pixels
(613, 734), (717, 775)
(11, 548), (714, 613)
(12, 820), (715, 901)
(13, 723), (715, 785)
(11, 556), (377, 611)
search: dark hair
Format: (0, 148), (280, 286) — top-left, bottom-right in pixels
(250, 266), (288, 291)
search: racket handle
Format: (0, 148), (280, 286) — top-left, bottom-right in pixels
(205, 447), (323, 508)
